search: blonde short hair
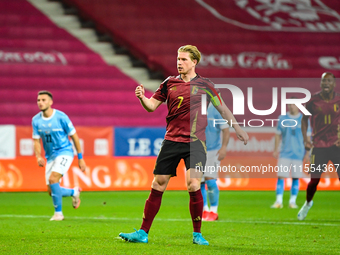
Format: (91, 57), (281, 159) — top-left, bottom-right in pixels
(178, 45), (201, 65)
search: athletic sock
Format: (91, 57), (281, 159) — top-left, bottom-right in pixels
(306, 177), (320, 203)
(206, 179), (219, 213)
(276, 178), (284, 204)
(50, 183), (62, 213)
(189, 190), (203, 233)
(60, 187), (74, 197)
(200, 182), (209, 211)
(141, 188), (163, 233)
(289, 178), (299, 204)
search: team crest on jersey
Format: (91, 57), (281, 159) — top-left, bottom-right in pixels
(196, 0), (340, 32)
(191, 86), (199, 95)
(48, 123), (52, 127)
(334, 103), (339, 112)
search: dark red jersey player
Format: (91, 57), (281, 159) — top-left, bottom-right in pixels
(298, 72), (340, 221)
(119, 45), (248, 245)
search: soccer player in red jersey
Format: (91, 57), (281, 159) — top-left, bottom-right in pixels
(298, 72), (340, 220)
(119, 45), (249, 245)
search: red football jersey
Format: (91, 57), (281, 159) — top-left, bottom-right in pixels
(306, 92), (340, 148)
(152, 74), (220, 143)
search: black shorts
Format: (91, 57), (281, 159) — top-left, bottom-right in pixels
(153, 139), (207, 177)
(309, 145), (340, 178)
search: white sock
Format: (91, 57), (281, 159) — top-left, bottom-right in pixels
(55, 211), (63, 215)
(289, 195), (297, 204)
(210, 206), (218, 213)
(276, 194), (283, 204)
(73, 187), (78, 197)
(203, 205), (209, 212)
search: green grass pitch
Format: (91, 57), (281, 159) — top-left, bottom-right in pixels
(0, 190), (339, 254)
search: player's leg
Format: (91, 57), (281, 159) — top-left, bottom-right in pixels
(140, 174), (171, 233)
(289, 178), (299, 208)
(271, 158), (289, 208)
(271, 178), (284, 208)
(52, 155), (80, 208)
(289, 159), (303, 208)
(45, 160), (63, 221)
(186, 169), (208, 245)
(298, 147), (327, 220)
(48, 171), (64, 221)
(187, 140), (208, 245)
(202, 149), (219, 221)
(119, 140), (179, 243)
(48, 155), (74, 220)
(205, 177), (219, 221)
(119, 175), (171, 243)
(200, 180), (210, 220)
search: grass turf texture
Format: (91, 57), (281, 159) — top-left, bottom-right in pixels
(0, 191), (339, 254)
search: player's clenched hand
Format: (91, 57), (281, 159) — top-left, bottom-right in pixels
(37, 156), (45, 167)
(135, 84), (145, 100)
(78, 159), (86, 172)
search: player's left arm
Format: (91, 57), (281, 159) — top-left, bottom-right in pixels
(70, 133), (86, 172)
(303, 135), (312, 161)
(214, 103), (249, 145)
(217, 127), (230, 161)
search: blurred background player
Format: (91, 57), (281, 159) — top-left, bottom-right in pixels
(298, 72), (340, 220)
(119, 45), (248, 245)
(201, 102), (230, 221)
(271, 102), (311, 209)
(32, 91), (86, 221)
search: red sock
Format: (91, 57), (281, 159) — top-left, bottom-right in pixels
(306, 177), (320, 202)
(140, 188), (163, 233)
(189, 190), (203, 233)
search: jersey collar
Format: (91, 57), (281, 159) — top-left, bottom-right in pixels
(41, 109), (55, 120)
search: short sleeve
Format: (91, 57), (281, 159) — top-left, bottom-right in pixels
(32, 118), (40, 139)
(152, 77), (169, 102)
(60, 114), (76, 136)
(204, 80), (222, 107)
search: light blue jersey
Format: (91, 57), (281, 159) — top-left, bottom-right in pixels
(32, 109), (75, 162)
(276, 113), (311, 160)
(206, 103), (229, 151)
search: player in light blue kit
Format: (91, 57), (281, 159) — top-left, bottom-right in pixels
(201, 103), (230, 221)
(271, 103), (311, 209)
(32, 91), (86, 221)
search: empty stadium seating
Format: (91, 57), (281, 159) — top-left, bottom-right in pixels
(61, 0), (340, 79)
(0, 0), (167, 126)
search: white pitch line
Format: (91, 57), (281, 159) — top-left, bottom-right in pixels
(0, 214), (339, 227)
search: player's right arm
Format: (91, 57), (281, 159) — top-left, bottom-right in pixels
(215, 103), (249, 145)
(301, 115), (312, 150)
(135, 84), (162, 112)
(33, 139), (45, 167)
(273, 134), (281, 159)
